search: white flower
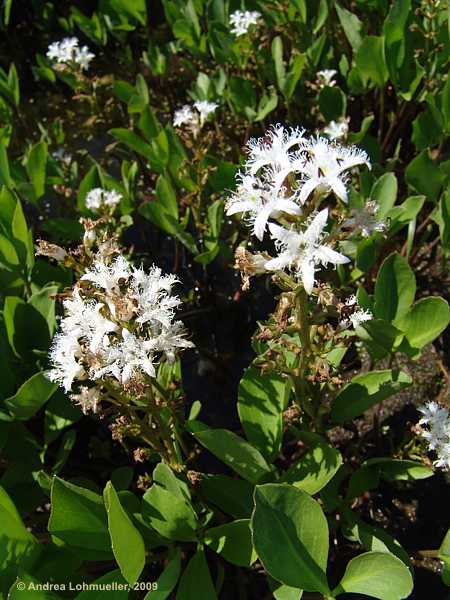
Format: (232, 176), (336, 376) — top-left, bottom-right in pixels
(85, 187), (122, 212)
(317, 69), (337, 87)
(342, 201), (386, 238)
(94, 328), (157, 383)
(193, 100), (218, 124)
(229, 10), (261, 36)
(131, 265), (181, 328)
(173, 105), (197, 128)
(323, 119), (349, 141)
(70, 386), (101, 414)
(265, 208), (350, 293)
(47, 37), (79, 63)
(245, 125), (306, 175)
(48, 333), (85, 392)
(346, 308), (373, 329)
(81, 256), (132, 296)
(226, 170), (301, 241)
(74, 46), (95, 70)
(298, 137), (371, 204)
(418, 402), (450, 469)
(46, 37), (94, 70)
(145, 320), (194, 363)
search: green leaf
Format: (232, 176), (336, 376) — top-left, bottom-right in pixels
(0, 138), (12, 187)
(48, 476), (112, 553)
(0, 485), (39, 584)
(228, 77), (257, 117)
(405, 150), (444, 201)
(318, 86), (346, 121)
(109, 128), (153, 160)
(347, 458), (433, 500)
(373, 253), (416, 324)
(333, 552), (413, 599)
(155, 174), (178, 220)
(283, 54), (306, 100)
(255, 91), (279, 122)
(371, 172), (398, 219)
(343, 513), (411, 567)
(8, 572), (61, 599)
(280, 433), (342, 494)
(272, 36), (286, 93)
(396, 297), (450, 350)
(29, 285), (58, 337)
(384, 0), (412, 83)
(331, 370), (412, 424)
(355, 36), (388, 88)
(142, 480), (197, 541)
(439, 529), (450, 586)
(252, 484), (330, 593)
(176, 550), (217, 600)
(441, 71), (450, 132)
(26, 141), (48, 200)
(205, 519), (256, 567)
(335, 3), (363, 51)
(238, 367), (287, 461)
(104, 481), (145, 586)
(3, 296), (51, 357)
(5, 372), (57, 420)
(75, 570), (130, 599)
(386, 195), (426, 235)
(144, 549), (181, 600)
(189, 422), (272, 484)
(199, 475), (254, 519)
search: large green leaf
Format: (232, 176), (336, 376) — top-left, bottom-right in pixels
(371, 172), (397, 219)
(331, 369), (412, 424)
(104, 482), (145, 586)
(144, 549), (181, 600)
(335, 3), (363, 51)
(333, 552), (413, 599)
(0, 486), (40, 590)
(373, 253), (415, 324)
(238, 367), (287, 461)
(397, 297), (450, 350)
(5, 372), (57, 420)
(280, 433), (342, 494)
(205, 519), (256, 567)
(75, 570), (129, 599)
(199, 475), (254, 519)
(189, 422), (272, 484)
(405, 150), (444, 201)
(176, 550), (217, 600)
(48, 477), (112, 553)
(26, 141), (47, 200)
(251, 484), (330, 594)
(355, 36), (388, 88)
(142, 480), (197, 541)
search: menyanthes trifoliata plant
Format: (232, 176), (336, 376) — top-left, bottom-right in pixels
(39, 216), (193, 469)
(226, 124), (383, 427)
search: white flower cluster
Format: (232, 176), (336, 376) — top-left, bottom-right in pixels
(46, 37), (95, 71)
(343, 200), (386, 238)
(85, 188), (122, 213)
(48, 255), (193, 396)
(173, 101), (218, 135)
(340, 295), (373, 329)
(418, 402), (450, 469)
(226, 125), (372, 293)
(317, 69), (337, 88)
(229, 10), (261, 36)
(323, 118), (349, 141)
